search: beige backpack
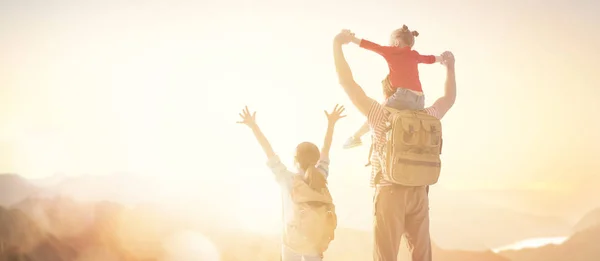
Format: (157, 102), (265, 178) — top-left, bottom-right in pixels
(377, 107), (443, 186)
(285, 176), (337, 254)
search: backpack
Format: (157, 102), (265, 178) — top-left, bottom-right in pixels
(377, 107), (443, 186)
(285, 175), (337, 254)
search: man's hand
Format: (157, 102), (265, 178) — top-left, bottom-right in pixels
(334, 30), (354, 45)
(325, 104), (346, 125)
(237, 106), (257, 128)
(441, 51), (455, 68)
(345, 29), (361, 45)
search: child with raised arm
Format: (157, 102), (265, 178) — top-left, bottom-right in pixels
(343, 25), (443, 149)
(237, 105), (345, 261)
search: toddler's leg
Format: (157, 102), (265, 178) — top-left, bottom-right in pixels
(385, 88), (425, 111)
(353, 121), (370, 139)
(343, 121), (369, 149)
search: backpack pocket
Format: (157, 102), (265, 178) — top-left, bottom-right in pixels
(420, 119), (442, 153)
(389, 155), (441, 186)
(399, 117), (421, 146)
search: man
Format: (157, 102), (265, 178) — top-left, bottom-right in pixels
(332, 30), (456, 261)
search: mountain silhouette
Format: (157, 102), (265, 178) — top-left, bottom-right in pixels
(432, 245), (511, 261)
(326, 228), (511, 261)
(0, 206), (76, 261)
(499, 224), (600, 261)
(0, 174), (40, 207)
(13, 197), (96, 239)
(1, 195), (517, 261)
(8, 197), (170, 261)
(28, 173), (70, 188)
(428, 187), (573, 250)
(573, 207), (600, 233)
(0, 175), (599, 260)
(45, 174), (160, 205)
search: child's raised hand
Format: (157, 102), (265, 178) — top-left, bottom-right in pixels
(237, 106), (257, 127)
(325, 104), (347, 125)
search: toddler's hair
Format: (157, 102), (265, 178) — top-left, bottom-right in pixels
(390, 24), (419, 47)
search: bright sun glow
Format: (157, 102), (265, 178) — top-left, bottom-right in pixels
(163, 231), (220, 261)
(236, 179), (283, 235)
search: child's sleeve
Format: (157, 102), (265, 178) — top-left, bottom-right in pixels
(316, 157), (330, 179)
(266, 155), (294, 185)
(415, 51), (437, 64)
(359, 39), (393, 57)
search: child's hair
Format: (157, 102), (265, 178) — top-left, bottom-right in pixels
(295, 142), (327, 191)
(390, 24), (419, 47)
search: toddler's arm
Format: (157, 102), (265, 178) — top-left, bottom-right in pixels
(416, 51), (443, 64)
(351, 35), (394, 57)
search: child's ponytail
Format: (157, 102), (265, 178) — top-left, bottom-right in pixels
(304, 165), (328, 192)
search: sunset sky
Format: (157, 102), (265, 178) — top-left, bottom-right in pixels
(1, 0), (599, 232)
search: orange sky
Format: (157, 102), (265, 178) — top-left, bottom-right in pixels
(1, 0), (599, 196)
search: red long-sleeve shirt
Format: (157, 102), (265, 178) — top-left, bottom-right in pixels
(360, 39), (436, 93)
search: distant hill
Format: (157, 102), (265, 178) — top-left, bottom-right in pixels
(573, 207), (600, 233)
(13, 197), (96, 239)
(0, 206), (76, 261)
(28, 173), (70, 188)
(429, 187), (572, 250)
(0, 174), (40, 207)
(1, 174), (598, 260)
(499, 225), (600, 261)
(44, 174), (160, 204)
(7, 199), (174, 260)
(4, 194), (600, 261)
(202, 225), (512, 261)
(326, 228), (511, 261)
(12, 197), (180, 261)
(1, 195), (517, 261)
(432, 245), (511, 261)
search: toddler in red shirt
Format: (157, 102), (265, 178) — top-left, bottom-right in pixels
(343, 25), (444, 149)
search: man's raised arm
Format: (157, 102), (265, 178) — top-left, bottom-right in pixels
(430, 51), (457, 119)
(332, 30), (376, 116)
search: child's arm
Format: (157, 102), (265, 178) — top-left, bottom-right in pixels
(249, 124), (276, 159)
(321, 105), (346, 160)
(351, 35), (393, 57)
(416, 51), (443, 64)
(237, 107), (276, 159)
(238, 107), (297, 184)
